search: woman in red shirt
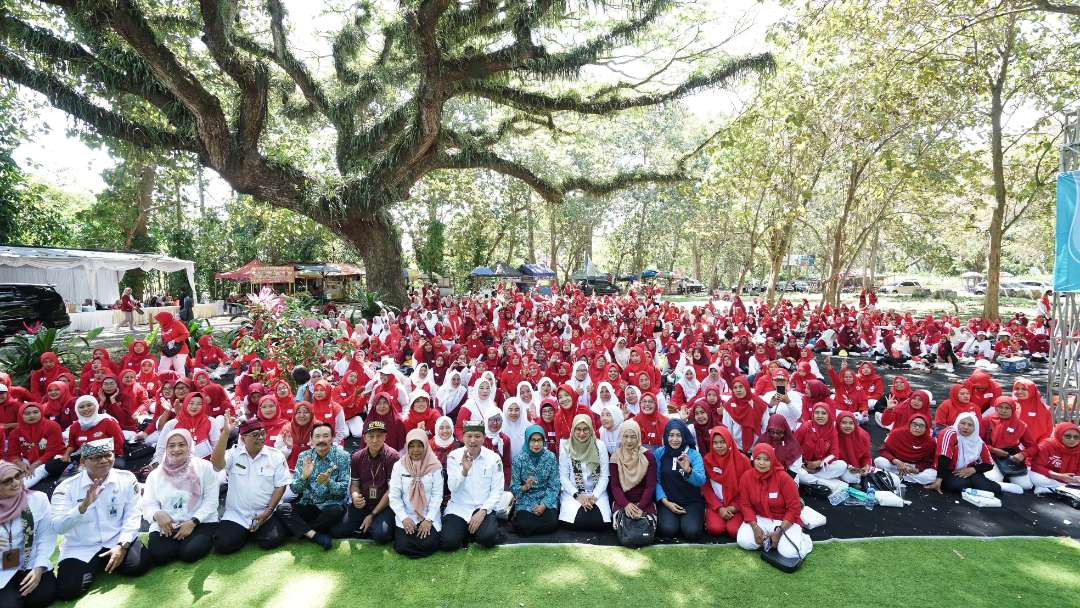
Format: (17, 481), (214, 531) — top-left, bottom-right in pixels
(1027, 422), (1080, 494)
(6, 402), (66, 487)
(735, 443), (813, 560)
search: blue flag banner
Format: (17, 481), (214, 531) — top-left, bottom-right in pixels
(1055, 171), (1080, 292)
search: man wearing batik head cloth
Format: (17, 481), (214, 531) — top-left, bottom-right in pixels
(439, 421), (506, 551)
(212, 416), (291, 554)
(50, 439), (151, 602)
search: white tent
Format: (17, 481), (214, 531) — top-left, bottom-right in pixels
(0, 246), (196, 307)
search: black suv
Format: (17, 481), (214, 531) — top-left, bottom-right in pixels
(0, 284), (70, 340)
(578, 278), (620, 296)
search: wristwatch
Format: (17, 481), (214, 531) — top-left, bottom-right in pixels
(190, 517), (201, 526)
(573, 492), (580, 499)
(119, 541), (131, 550)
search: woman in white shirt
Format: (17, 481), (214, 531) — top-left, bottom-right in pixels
(152, 393), (223, 465)
(0, 461), (57, 607)
(142, 428), (220, 564)
(388, 429), (443, 558)
(558, 414), (611, 530)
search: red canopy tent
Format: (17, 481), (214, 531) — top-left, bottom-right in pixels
(214, 259), (264, 281)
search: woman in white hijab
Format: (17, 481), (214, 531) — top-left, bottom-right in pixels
(515, 381), (540, 419)
(567, 361), (592, 406)
(536, 377), (557, 404)
(597, 403), (625, 455)
(623, 385), (642, 417)
(435, 369), (468, 418)
(612, 337), (631, 369)
(930, 412), (1022, 496)
(591, 382), (620, 416)
(501, 398), (531, 454)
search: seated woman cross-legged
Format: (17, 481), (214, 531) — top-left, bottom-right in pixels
(982, 397), (1037, 491)
(793, 403), (847, 489)
(927, 412), (1022, 496)
(702, 426), (749, 540)
(654, 419), (705, 541)
(387, 429), (443, 558)
(609, 420), (658, 547)
(873, 414), (938, 486)
(510, 425), (560, 537)
(558, 414), (611, 531)
(0, 461), (58, 608)
(142, 428), (220, 564)
(1027, 422), (1080, 494)
(736, 444), (813, 560)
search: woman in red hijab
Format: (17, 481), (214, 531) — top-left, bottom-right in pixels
(721, 376), (768, 453)
(756, 413), (802, 474)
(881, 389), (932, 431)
(404, 390), (441, 439)
(154, 392), (220, 462)
(834, 410), (871, 484)
(981, 397), (1037, 491)
(688, 399), (714, 453)
(1012, 378), (1052, 443)
(134, 358), (160, 397)
(362, 392), (406, 451)
(536, 398), (559, 454)
(963, 370), (1002, 411)
(934, 384), (981, 431)
(270, 379), (297, 419)
(309, 379), (347, 445)
(254, 395), (289, 446)
(282, 402), (314, 470)
(874, 413), (937, 486)
(735, 444), (812, 560)
(702, 426), (749, 539)
(30, 352), (70, 401)
(119, 339), (151, 373)
(827, 363), (869, 422)
(191, 335), (227, 370)
(334, 369), (367, 438)
(794, 403), (845, 485)
(192, 370), (232, 419)
(5, 402), (65, 487)
(855, 361), (884, 402)
(1027, 422), (1080, 493)
(873, 375), (913, 422)
(631, 392), (669, 450)
(42, 380), (76, 430)
(153, 310), (191, 374)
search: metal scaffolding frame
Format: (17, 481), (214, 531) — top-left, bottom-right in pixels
(1049, 107), (1080, 423)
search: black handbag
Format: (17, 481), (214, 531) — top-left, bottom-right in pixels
(799, 482), (831, 499)
(615, 510), (655, 548)
(161, 340), (183, 357)
(760, 528), (805, 573)
(994, 456), (1028, 478)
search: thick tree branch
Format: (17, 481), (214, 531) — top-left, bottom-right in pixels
(0, 49), (201, 153)
(1030, 0), (1080, 16)
(462, 53), (774, 114)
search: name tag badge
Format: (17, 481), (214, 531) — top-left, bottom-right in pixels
(648, 433), (656, 438)
(78, 436), (87, 442)
(672, 459), (678, 471)
(1006, 427), (1014, 433)
(768, 492), (778, 499)
(1028, 411), (1036, 417)
(984, 392), (994, 399)
(2, 548), (20, 570)
(236, 463), (247, 470)
(324, 413), (332, 418)
(712, 467), (723, 474)
(369, 487), (377, 499)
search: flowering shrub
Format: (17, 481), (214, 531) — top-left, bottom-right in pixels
(231, 288), (352, 375)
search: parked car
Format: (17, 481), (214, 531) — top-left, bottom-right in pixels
(577, 278), (619, 296)
(880, 280), (922, 295)
(1016, 280), (1051, 298)
(676, 278), (705, 295)
(973, 281), (1035, 297)
(0, 284), (70, 341)
(791, 280), (810, 293)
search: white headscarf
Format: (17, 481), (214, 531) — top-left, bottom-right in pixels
(623, 385), (642, 416)
(597, 403), (625, 455)
(676, 367), (701, 402)
(501, 398), (530, 454)
(536, 377), (557, 402)
(75, 395), (106, 430)
(591, 381), (620, 415)
(515, 380), (539, 418)
(436, 370), (467, 415)
(485, 409), (506, 454)
(466, 373), (498, 420)
(612, 337), (631, 369)
(952, 412), (985, 469)
(433, 415), (456, 448)
(567, 361), (592, 400)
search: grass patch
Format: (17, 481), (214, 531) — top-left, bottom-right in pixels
(56, 537), (1077, 608)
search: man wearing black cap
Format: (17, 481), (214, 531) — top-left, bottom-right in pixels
(211, 414), (291, 554)
(330, 419), (398, 541)
(51, 439), (152, 601)
(440, 421), (505, 550)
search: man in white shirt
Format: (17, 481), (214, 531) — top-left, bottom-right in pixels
(439, 421), (505, 550)
(211, 416), (291, 554)
(51, 439), (151, 602)
(761, 371), (804, 431)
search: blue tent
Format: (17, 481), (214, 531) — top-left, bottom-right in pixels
(519, 263), (556, 277)
(641, 269), (659, 278)
(469, 266), (496, 277)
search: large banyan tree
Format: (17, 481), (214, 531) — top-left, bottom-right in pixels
(0, 0), (772, 305)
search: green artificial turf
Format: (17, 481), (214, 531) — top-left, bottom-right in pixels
(55, 537), (1079, 608)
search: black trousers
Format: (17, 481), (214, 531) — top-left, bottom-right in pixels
(657, 501), (705, 540)
(276, 503), (345, 537)
(147, 523), (218, 564)
(565, 506), (607, 531)
(214, 516), (288, 554)
(55, 540), (152, 602)
(439, 512), (502, 550)
(329, 503), (395, 543)
(0, 569), (57, 608)
(393, 525), (441, 558)
(941, 470), (1002, 496)
(512, 508), (559, 536)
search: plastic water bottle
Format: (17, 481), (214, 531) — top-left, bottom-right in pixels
(864, 486), (876, 510)
(828, 487), (848, 506)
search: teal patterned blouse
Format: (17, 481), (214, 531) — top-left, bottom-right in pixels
(290, 446), (350, 509)
(511, 426), (560, 512)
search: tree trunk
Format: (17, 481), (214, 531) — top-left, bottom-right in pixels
(124, 160), (156, 297)
(549, 205), (559, 285)
(690, 235), (702, 282)
(984, 68), (1010, 321)
(344, 209), (408, 309)
(632, 197), (650, 271)
(526, 193), (536, 263)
